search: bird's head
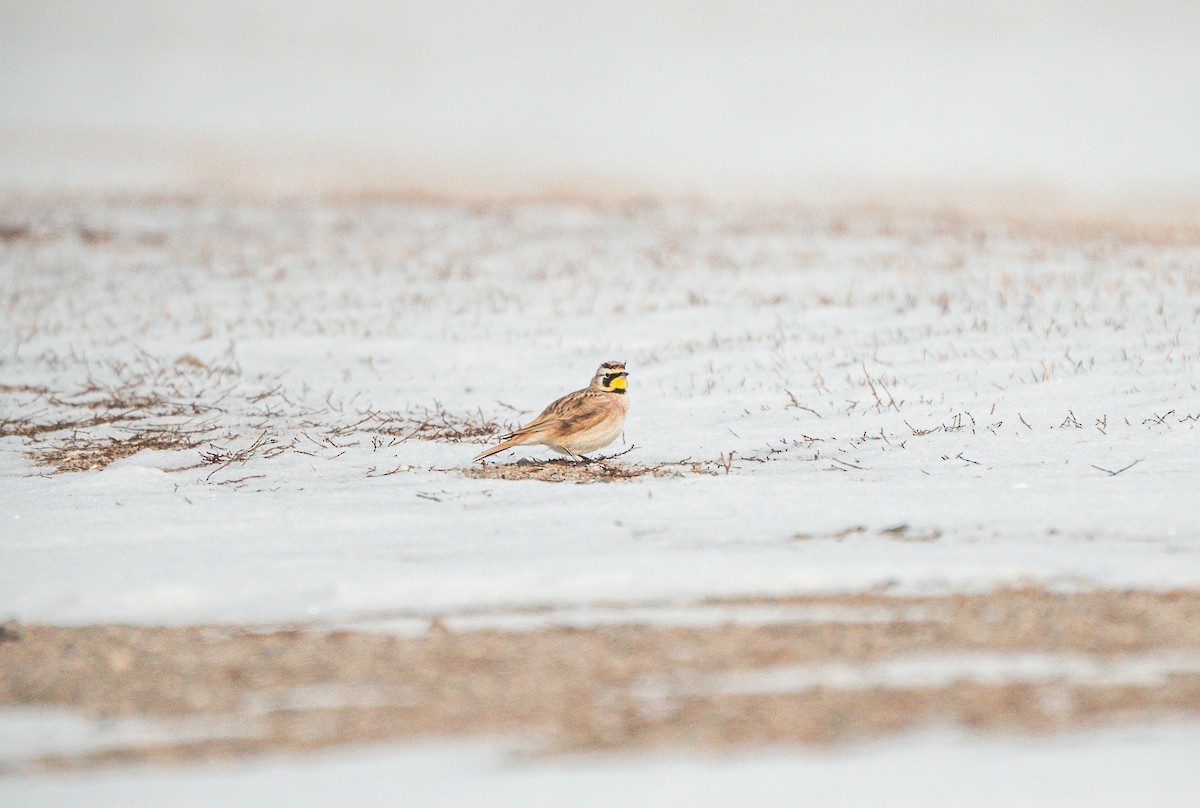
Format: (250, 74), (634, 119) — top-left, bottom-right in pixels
(591, 360), (628, 393)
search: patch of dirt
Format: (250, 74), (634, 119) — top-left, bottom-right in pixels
(4, 589), (1200, 772)
(0, 223), (32, 242)
(464, 457), (713, 482)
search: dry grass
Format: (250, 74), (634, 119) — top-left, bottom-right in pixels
(369, 402), (514, 444)
(0, 411), (135, 440)
(3, 379), (220, 474)
(30, 427), (207, 474)
(0, 350), (249, 475)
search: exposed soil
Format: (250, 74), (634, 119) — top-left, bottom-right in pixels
(4, 588), (1200, 772)
(463, 457), (712, 482)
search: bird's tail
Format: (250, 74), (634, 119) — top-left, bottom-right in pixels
(473, 433), (532, 462)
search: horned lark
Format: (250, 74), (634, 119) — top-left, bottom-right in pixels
(474, 361), (630, 462)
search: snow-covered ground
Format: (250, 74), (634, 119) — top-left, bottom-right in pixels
(1, 198), (1197, 626)
(5, 723), (1200, 808)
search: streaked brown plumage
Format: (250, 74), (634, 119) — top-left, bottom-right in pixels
(474, 361), (630, 462)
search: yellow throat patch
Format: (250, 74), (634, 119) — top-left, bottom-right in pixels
(609, 376), (627, 391)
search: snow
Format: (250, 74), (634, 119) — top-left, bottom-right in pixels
(4, 723), (1200, 808)
(0, 708), (258, 769)
(331, 602), (937, 636)
(1, 200), (1198, 626)
(666, 651), (1200, 696)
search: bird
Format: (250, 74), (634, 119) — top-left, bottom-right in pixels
(474, 361), (630, 462)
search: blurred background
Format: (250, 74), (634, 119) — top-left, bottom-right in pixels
(2, 0), (1199, 203)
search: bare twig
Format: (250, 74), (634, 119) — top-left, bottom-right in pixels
(1091, 460), (1142, 477)
(785, 389), (823, 418)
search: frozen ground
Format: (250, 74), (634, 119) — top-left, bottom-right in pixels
(1, 196), (1198, 626)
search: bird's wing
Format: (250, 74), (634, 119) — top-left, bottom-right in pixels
(502, 388), (603, 438)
